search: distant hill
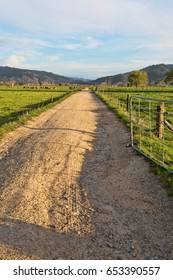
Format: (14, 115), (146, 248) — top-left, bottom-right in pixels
(1, 64), (173, 86)
(0, 66), (85, 85)
(92, 64), (173, 85)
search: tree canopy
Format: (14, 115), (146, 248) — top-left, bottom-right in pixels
(164, 69), (173, 85)
(128, 70), (148, 87)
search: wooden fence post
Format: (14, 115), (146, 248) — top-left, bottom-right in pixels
(126, 94), (130, 112)
(156, 104), (164, 139)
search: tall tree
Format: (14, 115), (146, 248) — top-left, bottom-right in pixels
(128, 70), (148, 87)
(164, 69), (173, 85)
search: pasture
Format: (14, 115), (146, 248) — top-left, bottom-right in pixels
(0, 85), (81, 139)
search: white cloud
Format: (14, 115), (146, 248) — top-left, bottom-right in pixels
(0, 36), (54, 50)
(85, 37), (102, 49)
(47, 55), (61, 62)
(60, 43), (82, 50)
(59, 37), (102, 50)
(4, 55), (26, 68)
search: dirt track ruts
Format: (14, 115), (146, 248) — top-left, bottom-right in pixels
(0, 89), (173, 259)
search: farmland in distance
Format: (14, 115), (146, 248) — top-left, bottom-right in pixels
(0, 85), (82, 139)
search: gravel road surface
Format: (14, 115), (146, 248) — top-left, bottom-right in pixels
(0, 89), (173, 259)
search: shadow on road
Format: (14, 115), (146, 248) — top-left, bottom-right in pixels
(0, 217), (90, 259)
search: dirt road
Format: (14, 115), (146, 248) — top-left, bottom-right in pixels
(0, 89), (173, 259)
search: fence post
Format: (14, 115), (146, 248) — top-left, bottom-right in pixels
(126, 94), (130, 112)
(130, 96), (134, 146)
(156, 104), (164, 139)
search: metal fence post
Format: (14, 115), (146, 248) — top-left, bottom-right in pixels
(130, 96), (134, 146)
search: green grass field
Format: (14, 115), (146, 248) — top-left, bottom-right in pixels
(94, 86), (173, 195)
(0, 85), (82, 140)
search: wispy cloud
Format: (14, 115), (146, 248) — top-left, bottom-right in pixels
(59, 37), (102, 50)
(85, 37), (101, 49)
(60, 44), (82, 50)
(47, 55), (61, 62)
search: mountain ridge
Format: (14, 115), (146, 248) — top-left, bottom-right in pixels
(0, 66), (85, 85)
(0, 64), (173, 85)
(92, 64), (173, 85)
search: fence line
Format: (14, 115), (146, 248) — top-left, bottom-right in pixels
(96, 89), (173, 172)
(130, 96), (173, 173)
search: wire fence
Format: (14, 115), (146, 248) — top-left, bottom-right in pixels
(130, 96), (173, 173)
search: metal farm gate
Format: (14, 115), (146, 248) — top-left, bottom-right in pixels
(129, 96), (173, 173)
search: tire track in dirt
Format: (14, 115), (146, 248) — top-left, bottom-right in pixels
(0, 89), (173, 260)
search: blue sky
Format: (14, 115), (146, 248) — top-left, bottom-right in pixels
(0, 0), (173, 79)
